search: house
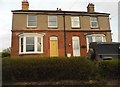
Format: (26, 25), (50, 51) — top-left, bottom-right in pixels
(11, 0), (112, 57)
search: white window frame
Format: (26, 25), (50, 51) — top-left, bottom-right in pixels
(48, 16), (58, 28)
(27, 15), (37, 27)
(72, 36), (80, 56)
(71, 16), (80, 28)
(90, 17), (98, 28)
(86, 34), (106, 52)
(19, 33), (44, 54)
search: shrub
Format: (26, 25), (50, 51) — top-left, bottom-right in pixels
(2, 57), (97, 82)
(98, 60), (120, 80)
(2, 52), (10, 58)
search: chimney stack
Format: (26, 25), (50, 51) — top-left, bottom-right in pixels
(87, 3), (94, 13)
(22, 0), (29, 10)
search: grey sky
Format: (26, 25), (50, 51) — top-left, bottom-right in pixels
(0, 0), (119, 52)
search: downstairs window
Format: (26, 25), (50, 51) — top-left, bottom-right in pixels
(19, 33), (43, 54)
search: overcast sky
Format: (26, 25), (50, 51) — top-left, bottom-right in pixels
(0, 0), (119, 52)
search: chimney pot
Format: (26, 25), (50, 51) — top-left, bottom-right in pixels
(59, 8), (62, 11)
(87, 3), (94, 13)
(22, 0), (29, 10)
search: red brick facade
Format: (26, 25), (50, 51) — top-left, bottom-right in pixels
(11, 30), (87, 57)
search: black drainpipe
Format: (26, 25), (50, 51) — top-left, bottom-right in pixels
(63, 12), (67, 56)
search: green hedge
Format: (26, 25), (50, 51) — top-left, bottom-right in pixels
(2, 57), (119, 83)
(2, 52), (10, 58)
(98, 60), (120, 80)
(2, 57), (97, 82)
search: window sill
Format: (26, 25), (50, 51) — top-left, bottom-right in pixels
(48, 27), (58, 29)
(26, 26), (38, 29)
(19, 52), (43, 55)
(90, 27), (100, 29)
(71, 27), (81, 29)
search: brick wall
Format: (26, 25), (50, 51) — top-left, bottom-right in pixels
(11, 30), (88, 57)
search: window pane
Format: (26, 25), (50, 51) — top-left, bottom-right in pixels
(73, 17), (79, 21)
(49, 21), (57, 26)
(95, 37), (102, 42)
(26, 37), (34, 52)
(91, 22), (97, 27)
(26, 45), (34, 52)
(28, 16), (36, 21)
(72, 21), (79, 27)
(88, 36), (93, 43)
(103, 36), (106, 42)
(91, 17), (97, 21)
(28, 21), (36, 26)
(49, 16), (57, 20)
(48, 16), (57, 27)
(26, 37), (34, 44)
(37, 37), (41, 51)
(28, 15), (37, 27)
(21, 38), (23, 52)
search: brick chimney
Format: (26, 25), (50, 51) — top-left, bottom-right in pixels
(22, 0), (29, 10)
(87, 3), (94, 13)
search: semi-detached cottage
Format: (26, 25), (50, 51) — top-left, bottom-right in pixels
(11, 0), (112, 57)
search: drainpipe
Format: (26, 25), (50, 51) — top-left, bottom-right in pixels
(63, 12), (67, 56)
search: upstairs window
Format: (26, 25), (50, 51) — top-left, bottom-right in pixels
(48, 16), (57, 28)
(27, 15), (37, 27)
(71, 17), (80, 28)
(90, 17), (98, 28)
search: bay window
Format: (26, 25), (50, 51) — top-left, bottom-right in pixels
(86, 34), (106, 51)
(19, 33), (43, 54)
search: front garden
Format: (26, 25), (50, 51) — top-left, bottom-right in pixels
(2, 57), (120, 86)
